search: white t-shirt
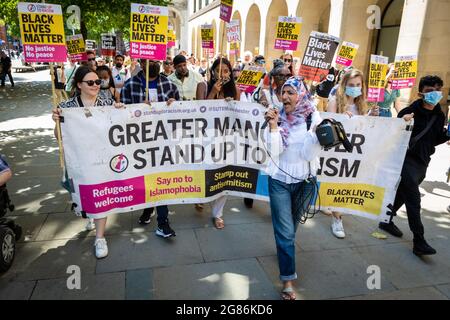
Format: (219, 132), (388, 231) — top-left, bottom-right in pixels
(112, 66), (131, 94)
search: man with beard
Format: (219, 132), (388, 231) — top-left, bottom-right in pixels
(112, 54), (130, 94)
(168, 54), (204, 101)
(120, 59), (180, 238)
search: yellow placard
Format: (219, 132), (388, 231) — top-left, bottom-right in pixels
(230, 42), (239, 50)
(318, 182), (385, 215)
(66, 37), (85, 55)
(392, 60), (417, 81)
(130, 13), (168, 44)
(237, 69), (263, 87)
(338, 45), (357, 60)
(276, 21), (301, 41)
(369, 63), (388, 89)
(201, 28), (213, 41)
(221, 0), (233, 7)
(144, 171), (206, 202)
(19, 12), (65, 45)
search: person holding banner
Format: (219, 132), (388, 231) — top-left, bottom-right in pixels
(51, 66), (124, 259)
(196, 57), (240, 229)
(120, 59), (180, 238)
(380, 75), (449, 256)
(327, 69), (379, 239)
(97, 65), (121, 103)
(263, 76), (322, 300)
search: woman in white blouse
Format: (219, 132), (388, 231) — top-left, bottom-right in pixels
(264, 76), (322, 300)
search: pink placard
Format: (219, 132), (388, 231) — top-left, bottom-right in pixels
(336, 56), (352, 67)
(391, 79), (415, 90)
(168, 41), (175, 48)
(274, 39), (298, 51)
(220, 4), (232, 23)
(202, 41), (214, 49)
(129, 42), (167, 60)
(70, 52), (87, 62)
(237, 84), (257, 94)
(79, 176), (146, 214)
(23, 44), (67, 63)
(367, 88), (386, 103)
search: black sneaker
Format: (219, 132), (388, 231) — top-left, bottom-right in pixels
(156, 221), (176, 238)
(138, 209), (155, 225)
(244, 198), (254, 209)
(413, 237), (436, 256)
(379, 222), (403, 238)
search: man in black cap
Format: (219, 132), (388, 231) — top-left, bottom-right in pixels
(168, 54), (204, 100)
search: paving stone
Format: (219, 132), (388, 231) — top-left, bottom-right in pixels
(126, 269), (154, 300)
(0, 279), (36, 300)
(257, 247), (397, 300)
(340, 286), (448, 300)
(153, 258), (279, 300)
(195, 222), (277, 262)
(353, 239), (450, 289)
(31, 272), (125, 300)
(11, 238), (97, 282)
(6, 214), (48, 242)
(436, 283), (450, 299)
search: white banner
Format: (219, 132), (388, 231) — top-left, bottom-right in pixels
(61, 102), (411, 223)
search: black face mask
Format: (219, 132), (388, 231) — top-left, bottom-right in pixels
(148, 63), (160, 78)
(115, 63), (123, 69)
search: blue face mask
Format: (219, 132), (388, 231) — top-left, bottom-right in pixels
(345, 86), (362, 98)
(422, 91), (443, 106)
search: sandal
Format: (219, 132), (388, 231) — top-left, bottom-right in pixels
(212, 217), (225, 230)
(280, 287), (296, 300)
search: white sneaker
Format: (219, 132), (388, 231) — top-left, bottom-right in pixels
(94, 238), (108, 259)
(85, 218), (95, 231)
(331, 217), (346, 239)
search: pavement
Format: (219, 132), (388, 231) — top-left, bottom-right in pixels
(0, 69), (449, 300)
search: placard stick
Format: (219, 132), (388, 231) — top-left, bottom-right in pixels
(217, 22), (226, 98)
(50, 63), (65, 168)
(145, 59), (150, 102)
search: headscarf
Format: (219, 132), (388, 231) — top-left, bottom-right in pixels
(279, 76), (316, 148)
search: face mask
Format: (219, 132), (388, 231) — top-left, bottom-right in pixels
(115, 63), (123, 69)
(148, 63), (160, 78)
(422, 91), (443, 106)
(345, 86), (362, 98)
(100, 79), (110, 89)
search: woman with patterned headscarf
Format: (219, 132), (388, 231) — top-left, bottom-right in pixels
(264, 76), (323, 300)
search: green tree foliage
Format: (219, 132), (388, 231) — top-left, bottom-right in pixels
(0, 0), (172, 41)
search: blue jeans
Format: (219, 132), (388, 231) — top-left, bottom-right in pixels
(379, 108), (392, 117)
(268, 176), (316, 281)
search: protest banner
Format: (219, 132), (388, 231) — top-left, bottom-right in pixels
(129, 3), (168, 60)
(61, 103), (410, 223)
(101, 34), (116, 57)
(85, 39), (96, 51)
(236, 65), (265, 94)
(274, 16), (302, 51)
(201, 24), (214, 49)
(61, 101), (269, 218)
(66, 34), (87, 61)
(226, 20), (241, 43)
(203, 47), (214, 59)
(391, 55), (418, 90)
(368, 54), (389, 102)
(299, 31), (340, 82)
(220, 0), (233, 23)
(168, 24), (175, 48)
(18, 2), (66, 62)
(335, 41), (359, 68)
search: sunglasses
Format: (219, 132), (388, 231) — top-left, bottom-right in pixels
(82, 79), (102, 86)
(87, 58), (96, 62)
(284, 59), (292, 63)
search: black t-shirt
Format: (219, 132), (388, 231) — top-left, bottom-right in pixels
(1, 56), (12, 70)
(315, 70), (336, 98)
(398, 99), (449, 166)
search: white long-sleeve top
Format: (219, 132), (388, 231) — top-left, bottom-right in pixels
(264, 111), (322, 184)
